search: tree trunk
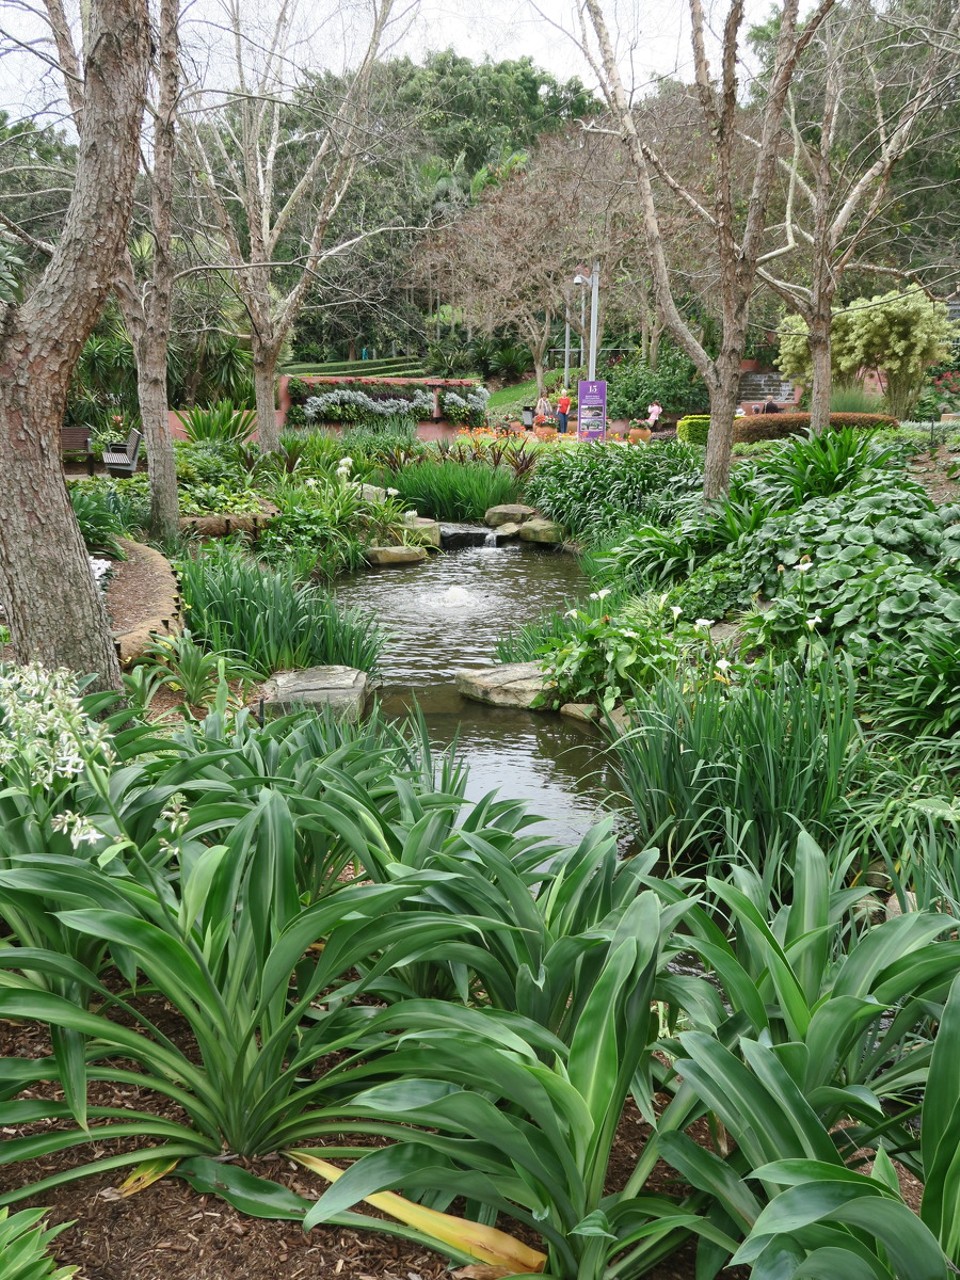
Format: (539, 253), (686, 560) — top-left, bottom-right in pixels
(808, 310), (832, 436)
(0, 0), (150, 691)
(0, 365), (122, 684)
(253, 346), (280, 452)
(137, 334), (180, 541)
(703, 357), (741, 502)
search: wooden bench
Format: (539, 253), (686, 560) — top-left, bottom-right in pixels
(61, 427), (95, 475)
(103, 428), (142, 476)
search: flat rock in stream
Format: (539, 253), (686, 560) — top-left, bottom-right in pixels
(258, 666), (370, 721)
(455, 662), (550, 710)
(366, 545), (428, 566)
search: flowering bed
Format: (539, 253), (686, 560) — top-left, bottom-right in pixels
(297, 380), (490, 427)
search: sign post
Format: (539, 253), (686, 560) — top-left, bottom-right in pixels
(577, 380), (607, 442)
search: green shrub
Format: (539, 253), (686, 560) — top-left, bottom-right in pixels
(751, 427), (902, 508)
(605, 344), (709, 418)
(676, 415), (710, 445)
(177, 544), (383, 673)
(0, 1207), (78, 1280)
(734, 410), (898, 443)
(610, 655), (867, 861)
(285, 376), (312, 406)
(664, 549), (758, 621)
(68, 485), (129, 558)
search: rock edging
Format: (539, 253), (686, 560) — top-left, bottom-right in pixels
(109, 538), (182, 666)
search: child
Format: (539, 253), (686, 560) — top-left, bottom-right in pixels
(646, 400), (663, 428)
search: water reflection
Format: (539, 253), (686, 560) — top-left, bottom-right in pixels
(336, 541), (627, 844)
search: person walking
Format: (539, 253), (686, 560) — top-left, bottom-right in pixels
(556, 388), (572, 434)
(535, 391), (552, 420)
(646, 400), (663, 429)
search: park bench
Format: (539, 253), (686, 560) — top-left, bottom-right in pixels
(61, 427), (95, 476)
(103, 428), (142, 476)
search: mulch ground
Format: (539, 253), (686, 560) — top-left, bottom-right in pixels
(0, 1009), (731, 1280)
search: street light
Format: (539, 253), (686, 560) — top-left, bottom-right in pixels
(573, 261), (600, 381)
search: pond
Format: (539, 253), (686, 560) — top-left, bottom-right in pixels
(335, 537), (627, 845)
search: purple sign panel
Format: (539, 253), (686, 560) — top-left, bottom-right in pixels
(577, 380), (607, 442)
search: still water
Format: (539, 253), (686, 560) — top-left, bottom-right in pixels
(335, 539), (626, 844)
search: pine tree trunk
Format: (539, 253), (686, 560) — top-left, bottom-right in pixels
(0, 0), (150, 691)
(0, 345), (123, 686)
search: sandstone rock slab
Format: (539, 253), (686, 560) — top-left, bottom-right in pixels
(258, 666), (370, 722)
(366, 545), (428, 566)
(485, 503), (536, 527)
(403, 516), (441, 547)
(518, 517), (564, 544)
(455, 662), (550, 710)
(560, 702), (599, 723)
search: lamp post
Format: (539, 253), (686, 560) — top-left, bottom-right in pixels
(573, 261), (600, 381)
(563, 297), (571, 391)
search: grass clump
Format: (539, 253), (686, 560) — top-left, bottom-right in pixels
(379, 458), (520, 521)
(177, 543), (383, 675)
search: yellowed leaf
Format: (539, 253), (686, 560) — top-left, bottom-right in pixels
(117, 1156), (181, 1196)
(287, 1150), (545, 1273)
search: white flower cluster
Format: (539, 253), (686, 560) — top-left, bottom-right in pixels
(89, 557), (113, 591)
(304, 388), (434, 422)
(336, 455), (354, 481)
(441, 388), (490, 419)
(50, 809), (101, 849)
(0, 662), (115, 791)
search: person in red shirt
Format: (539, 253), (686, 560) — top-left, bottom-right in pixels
(556, 390), (572, 434)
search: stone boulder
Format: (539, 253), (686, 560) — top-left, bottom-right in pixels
(257, 666), (371, 722)
(455, 662), (550, 710)
(485, 504), (536, 527)
(358, 483), (388, 502)
(403, 515), (441, 547)
(366, 545), (428, 566)
(519, 517), (564, 545)
(560, 702), (598, 723)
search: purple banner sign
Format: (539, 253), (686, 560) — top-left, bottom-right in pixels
(577, 380), (607, 442)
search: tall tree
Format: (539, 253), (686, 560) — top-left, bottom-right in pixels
(179, 0), (398, 451)
(43, 0), (183, 540)
(0, 0), (151, 687)
(751, 0), (960, 432)
(582, 0), (836, 499)
(114, 0), (182, 542)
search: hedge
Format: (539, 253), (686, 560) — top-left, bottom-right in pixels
(677, 411), (899, 445)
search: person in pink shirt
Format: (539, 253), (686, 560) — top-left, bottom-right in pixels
(646, 400), (663, 428)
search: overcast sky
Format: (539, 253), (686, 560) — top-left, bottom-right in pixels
(0, 0), (766, 120)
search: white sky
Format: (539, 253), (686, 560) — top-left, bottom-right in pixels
(0, 0), (770, 121)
